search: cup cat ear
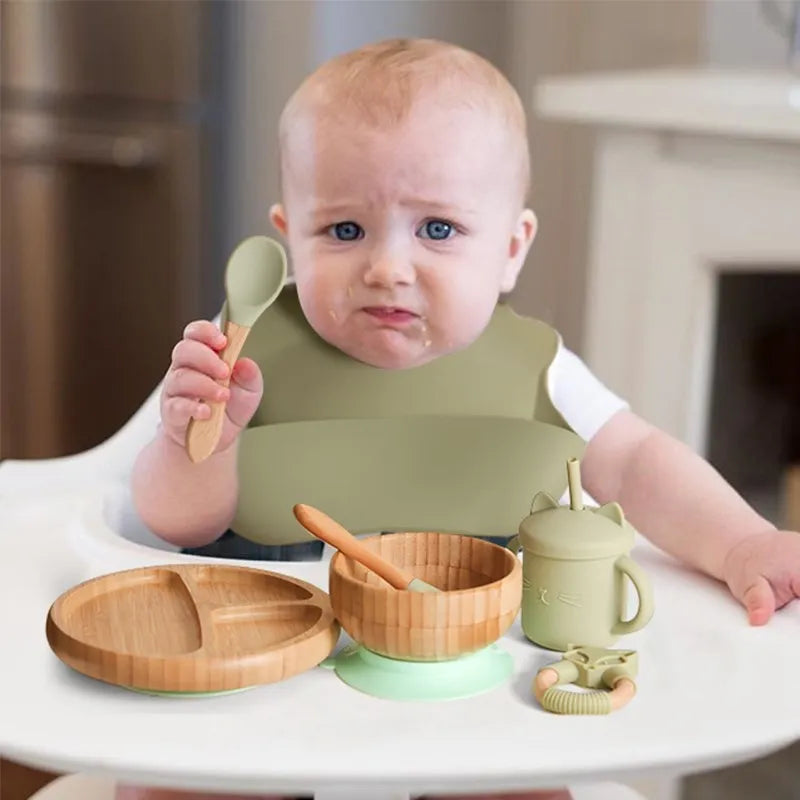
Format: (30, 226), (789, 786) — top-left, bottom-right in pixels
(531, 491), (560, 513)
(594, 501), (625, 526)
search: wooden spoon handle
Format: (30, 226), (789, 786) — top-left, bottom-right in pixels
(293, 504), (412, 590)
(185, 321), (250, 464)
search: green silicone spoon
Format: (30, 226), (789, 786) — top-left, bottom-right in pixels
(186, 236), (286, 463)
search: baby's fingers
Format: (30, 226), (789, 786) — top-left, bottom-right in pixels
(183, 320), (227, 350)
(164, 367), (230, 404)
(171, 339), (230, 381)
(162, 396), (210, 430)
(231, 358), (263, 395)
(225, 358), (263, 429)
(742, 575), (776, 626)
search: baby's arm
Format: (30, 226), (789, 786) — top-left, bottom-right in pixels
(131, 321), (264, 548)
(580, 409), (799, 623)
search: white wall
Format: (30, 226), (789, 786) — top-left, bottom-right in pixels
(225, 0), (509, 261)
(313, 0), (508, 67)
(224, 1), (316, 254)
(705, 0), (795, 66)
(506, 1), (703, 351)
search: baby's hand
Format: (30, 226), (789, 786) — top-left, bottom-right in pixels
(723, 530), (800, 625)
(160, 320), (263, 456)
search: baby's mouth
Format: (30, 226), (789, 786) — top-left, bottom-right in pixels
(362, 306), (420, 325)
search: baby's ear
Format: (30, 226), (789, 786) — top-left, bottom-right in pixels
(269, 203), (288, 236)
(501, 209), (537, 293)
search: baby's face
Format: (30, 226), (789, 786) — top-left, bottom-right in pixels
(273, 102), (535, 369)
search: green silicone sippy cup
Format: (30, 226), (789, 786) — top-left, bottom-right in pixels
(508, 459), (654, 651)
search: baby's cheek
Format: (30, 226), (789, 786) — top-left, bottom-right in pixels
(427, 318), (471, 359)
(300, 293), (352, 353)
(293, 285), (327, 335)
(305, 305), (336, 343)
(442, 291), (495, 349)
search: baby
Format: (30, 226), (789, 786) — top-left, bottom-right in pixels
(126, 38), (800, 800)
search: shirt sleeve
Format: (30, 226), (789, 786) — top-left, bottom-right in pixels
(546, 343), (629, 442)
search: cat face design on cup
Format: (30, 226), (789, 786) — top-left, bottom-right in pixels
(509, 460), (654, 652)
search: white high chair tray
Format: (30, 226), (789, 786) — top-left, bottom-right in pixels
(0, 486), (798, 797)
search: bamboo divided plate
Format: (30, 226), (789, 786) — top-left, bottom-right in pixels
(46, 564), (340, 694)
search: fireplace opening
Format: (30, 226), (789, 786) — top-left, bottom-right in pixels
(706, 271), (800, 529)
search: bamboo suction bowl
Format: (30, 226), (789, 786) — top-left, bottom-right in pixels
(329, 532), (522, 661)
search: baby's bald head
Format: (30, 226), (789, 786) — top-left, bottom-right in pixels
(270, 39), (539, 370)
(278, 38), (530, 207)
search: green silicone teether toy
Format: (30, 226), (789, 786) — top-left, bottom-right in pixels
(533, 646), (639, 715)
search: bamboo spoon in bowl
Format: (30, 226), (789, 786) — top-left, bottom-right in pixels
(185, 236), (287, 463)
(292, 504), (441, 592)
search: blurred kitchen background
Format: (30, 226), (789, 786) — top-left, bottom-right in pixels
(0, 1), (798, 799)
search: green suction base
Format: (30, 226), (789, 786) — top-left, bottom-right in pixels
(125, 685), (255, 698)
(324, 643), (513, 701)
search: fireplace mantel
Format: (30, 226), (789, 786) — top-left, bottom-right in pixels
(535, 69), (800, 455)
(537, 69), (800, 143)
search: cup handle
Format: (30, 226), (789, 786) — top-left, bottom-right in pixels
(507, 535), (521, 553)
(612, 555), (654, 636)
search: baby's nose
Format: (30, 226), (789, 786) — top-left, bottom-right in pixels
(363, 247), (415, 286)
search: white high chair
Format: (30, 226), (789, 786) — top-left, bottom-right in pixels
(0, 384), (666, 800)
(27, 773), (651, 800)
(0, 381), (162, 498)
(29, 774), (117, 800)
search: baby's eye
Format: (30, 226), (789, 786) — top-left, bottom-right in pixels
(417, 219), (455, 241)
(327, 221), (363, 241)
